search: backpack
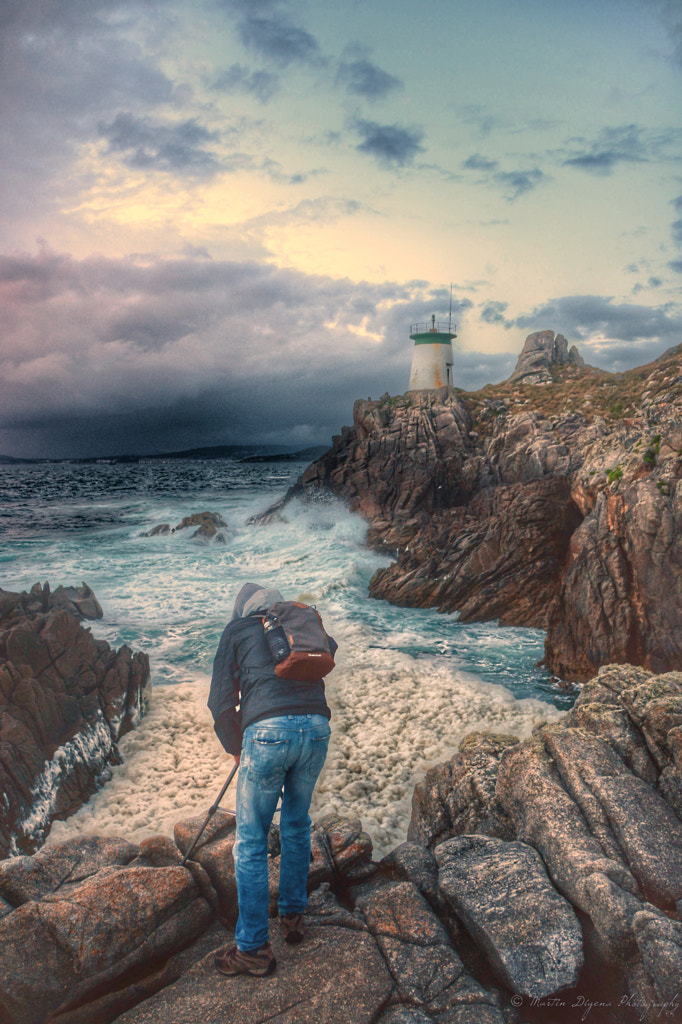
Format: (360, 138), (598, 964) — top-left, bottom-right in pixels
(262, 601), (335, 682)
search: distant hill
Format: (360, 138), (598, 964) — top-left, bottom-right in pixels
(0, 443), (329, 465)
(239, 445), (329, 463)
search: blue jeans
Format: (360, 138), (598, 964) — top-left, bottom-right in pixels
(233, 714), (330, 952)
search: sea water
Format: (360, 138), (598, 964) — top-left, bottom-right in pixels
(0, 456), (572, 856)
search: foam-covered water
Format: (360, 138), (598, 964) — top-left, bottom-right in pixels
(1, 458), (571, 856)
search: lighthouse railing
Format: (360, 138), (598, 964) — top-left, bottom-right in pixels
(410, 321), (456, 334)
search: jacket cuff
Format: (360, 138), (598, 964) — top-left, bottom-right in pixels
(214, 708), (242, 756)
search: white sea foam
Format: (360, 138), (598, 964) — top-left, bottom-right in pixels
(21, 715), (113, 842)
(5, 460), (568, 860)
(47, 627), (563, 858)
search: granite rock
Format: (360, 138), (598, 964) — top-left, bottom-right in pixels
(435, 834), (584, 997)
(264, 339), (682, 681)
(0, 584), (150, 857)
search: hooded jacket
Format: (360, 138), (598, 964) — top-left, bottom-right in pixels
(208, 583), (334, 755)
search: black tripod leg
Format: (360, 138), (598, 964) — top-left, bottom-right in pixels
(181, 762), (239, 866)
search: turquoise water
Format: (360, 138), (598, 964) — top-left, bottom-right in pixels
(1, 458), (571, 854)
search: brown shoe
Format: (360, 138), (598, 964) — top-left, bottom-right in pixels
(279, 912), (305, 945)
(215, 943), (276, 977)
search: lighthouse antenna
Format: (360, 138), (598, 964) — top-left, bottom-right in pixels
(449, 282), (453, 333)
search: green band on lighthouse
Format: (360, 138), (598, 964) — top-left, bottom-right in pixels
(410, 332), (456, 345)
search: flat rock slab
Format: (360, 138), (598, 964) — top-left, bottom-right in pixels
(436, 834), (583, 998)
(113, 924), (393, 1024)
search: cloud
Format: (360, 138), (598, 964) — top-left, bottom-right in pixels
(212, 63), (280, 102)
(671, 194), (682, 247)
(562, 125), (651, 175)
(658, 0), (682, 67)
(480, 301), (509, 324)
(492, 168), (546, 200)
(0, 1), (177, 221)
(462, 154), (498, 171)
(237, 14), (322, 67)
(336, 53), (403, 100)
(98, 113), (222, 175)
(0, 247), (479, 457)
(461, 152), (547, 200)
(354, 120), (425, 167)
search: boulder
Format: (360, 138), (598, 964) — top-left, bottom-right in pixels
(509, 329), (585, 385)
(408, 733), (518, 848)
(632, 907), (682, 1005)
(112, 924), (393, 1024)
(0, 860), (213, 1024)
(435, 834), (584, 997)
(0, 585), (150, 857)
(405, 667), (682, 1012)
(175, 511), (228, 543)
(0, 835), (138, 905)
(0, 582), (103, 624)
(359, 881), (504, 1022)
(173, 810), (376, 923)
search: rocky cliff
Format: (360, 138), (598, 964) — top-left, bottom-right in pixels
(0, 582), (150, 857)
(0, 665), (679, 1024)
(281, 332), (682, 681)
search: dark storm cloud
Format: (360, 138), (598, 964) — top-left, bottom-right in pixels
(354, 120), (425, 167)
(511, 295), (682, 371)
(336, 55), (403, 100)
(462, 154), (498, 171)
(0, 0), (177, 223)
(0, 248), (485, 458)
(237, 14), (322, 67)
(212, 64), (280, 102)
(98, 114), (222, 174)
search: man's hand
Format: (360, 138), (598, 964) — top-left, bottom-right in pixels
(233, 754), (240, 766)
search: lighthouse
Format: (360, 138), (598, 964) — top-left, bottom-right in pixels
(408, 314), (456, 390)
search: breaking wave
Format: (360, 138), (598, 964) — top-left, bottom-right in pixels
(2, 458), (569, 857)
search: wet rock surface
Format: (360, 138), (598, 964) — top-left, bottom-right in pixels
(142, 511), (229, 543)
(1, 670), (681, 1024)
(266, 337), (682, 681)
(435, 835), (583, 997)
(0, 583), (150, 857)
(410, 665), (682, 1022)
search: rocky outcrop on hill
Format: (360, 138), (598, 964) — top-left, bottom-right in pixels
(510, 328), (585, 385)
(270, 338), (682, 680)
(1, 666), (680, 1024)
(0, 582), (150, 857)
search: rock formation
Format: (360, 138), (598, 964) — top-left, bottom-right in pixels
(142, 511), (228, 543)
(0, 666), (679, 1023)
(0, 582), (150, 857)
(264, 338), (682, 681)
(510, 328), (585, 385)
(409, 665), (682, 1019)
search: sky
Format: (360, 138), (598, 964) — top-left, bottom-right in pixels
(1, 0), (681, 458)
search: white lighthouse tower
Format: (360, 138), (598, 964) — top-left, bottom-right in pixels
(408, 314), (456, 390)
